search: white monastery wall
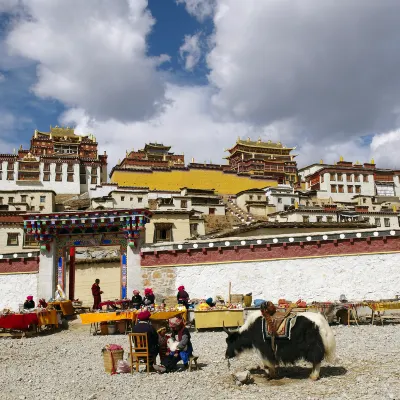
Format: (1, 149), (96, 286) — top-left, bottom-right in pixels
(168, 253), (400, 302)
(0, 273), (38, 311)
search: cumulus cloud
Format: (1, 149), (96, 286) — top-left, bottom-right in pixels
(179, 33), (202, 71)
(207, 0), (400, 150)
(370, 130), (400, 168)
(5, 0), (168, 122)
(176, 0), (216, 21)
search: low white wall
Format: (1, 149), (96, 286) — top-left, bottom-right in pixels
(0, 273), (38, 311)
(172, 253), (400, 302)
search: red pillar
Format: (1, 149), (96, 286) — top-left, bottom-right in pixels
(69, 247), (76, 301)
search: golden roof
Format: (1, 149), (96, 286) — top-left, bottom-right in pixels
(226, 138), (295, 152)
(36, 126), (94, 141)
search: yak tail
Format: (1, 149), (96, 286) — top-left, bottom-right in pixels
(302, 312), (336, 364)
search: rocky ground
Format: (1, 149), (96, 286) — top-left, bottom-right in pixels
(0, 321), (399, 400)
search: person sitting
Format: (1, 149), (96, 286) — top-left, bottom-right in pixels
(143, 288), (155, 307)
(177, 285), (190, 309)
(132, 310), (159, 368)
(24, 296), (35, 310)
(131, 290), (142, 310)
(166, 317), (193, 369)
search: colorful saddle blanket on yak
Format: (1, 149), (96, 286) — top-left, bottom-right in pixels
(262, 313), (297, 341)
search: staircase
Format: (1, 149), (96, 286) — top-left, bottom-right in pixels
(224, 198), (256, 225)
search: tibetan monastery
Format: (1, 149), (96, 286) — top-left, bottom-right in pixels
(110, 138), (299, 195)
(0, 126), (107, 195)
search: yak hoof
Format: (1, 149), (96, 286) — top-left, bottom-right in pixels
(309, 374), (320, 381)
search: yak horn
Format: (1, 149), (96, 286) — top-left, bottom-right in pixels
(222, 321), (231, 335)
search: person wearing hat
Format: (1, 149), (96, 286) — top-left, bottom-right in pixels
(167, 317), (193, 369)
(177, 285), (190, 309)
(24, 296), (35, 310)
(131, 290), (142, 310)
(132, 310), (159, 367)
(143, 288), (155, 307)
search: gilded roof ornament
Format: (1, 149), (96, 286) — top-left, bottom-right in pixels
(371, 158), (375, 164)
(320, 159), (323, 164)
(339, 155), (344, 162)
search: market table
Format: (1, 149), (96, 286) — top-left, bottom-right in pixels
(48, 300), (74, 316)
(365, 301), (400, 325)
(0, 313), (38, 331)
(80, 310), (186, 335)
(37, 310), (59, 329)
(194, 309), (244, 330)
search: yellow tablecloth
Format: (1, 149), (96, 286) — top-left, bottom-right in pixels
(37, 310), (58, 327)
(79, 310), (186, 325)
(365, 301), (400, 312)
(48, 301), (74, 316)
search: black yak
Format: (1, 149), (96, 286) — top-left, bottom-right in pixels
(224, 311), (336, 380)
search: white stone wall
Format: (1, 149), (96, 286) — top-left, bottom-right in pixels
(0, 273), (38, 311)
(169, 252), (400, 302)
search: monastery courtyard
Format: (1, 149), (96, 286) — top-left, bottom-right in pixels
(0, 322), (399, 400)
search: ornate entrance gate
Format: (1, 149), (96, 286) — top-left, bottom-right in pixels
(23, 209), (151, 301)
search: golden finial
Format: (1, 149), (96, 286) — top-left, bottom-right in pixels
(339, 155), (344, 162)
(34, 129), (38, 138)
(19, 144), (22, 150)
(247, 137), (250, 142)
(191, 157), (194, 163)
(320, 159), (323, 164)
(294, 201), (299, 209)
(257, 137), (261, 143)
(49, 133), (52, 139)
(393, 205), (397, 212)
(371, 158), (375, 164)
(356, 160), (360, 165)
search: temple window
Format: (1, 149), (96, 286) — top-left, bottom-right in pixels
(363, 175), (369, 182)
(121, 196), (125, 201)
(384, 218), (391, 227)
(330, 173), (336, 181)
(40, 196), (46, 203)
(8, 197), (14, 204)
(330, 185), (337, 193)
(355, 186), (361, 194)
(180, 200), (187, 208)
(347, 186), (353, 193)
(90, 177), (97, 184)
(67, 164), (74, 172)
(190, 223), (198, 236)
(67, 174), (74, 182)
(43, 173), (50, 181)
(278, 198), (282, 203)
(209, 207), (216, 214)
(317, 216), (323, 222)
(55, 164), (62, 173)
(0, 197), (2, 205)
(375, 218), (381, 227)
(354, 174), (360, 182)
(43, 163), (50, 171)
(55, 173), (62, 182)
(39, 206), (44, 211)
(338, 185), (344, 193)
(138, 197), (143, 203)
(327, 216), (333, 223)
(7, 233), (19, 246)
(21, 195), (27, 203)
(7, 172), (14, 180)
(337, 173), (343, 181)
(346, 174), (352, 181)
(363, 198), (367, 204)
(302, 216), (309, 222)
(154, 224), (173, 242)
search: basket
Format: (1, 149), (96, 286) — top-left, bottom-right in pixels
(243, 295), (252, 307)
(230, 294), (244, 304)
(100, 322), (108, 335)
(103, 350), (124, 374)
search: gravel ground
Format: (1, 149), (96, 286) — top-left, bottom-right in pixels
(0, 321), (399, 400)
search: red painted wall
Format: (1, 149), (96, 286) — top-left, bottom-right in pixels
(0, 258), (39, 274)
(141, 236), (400, 267)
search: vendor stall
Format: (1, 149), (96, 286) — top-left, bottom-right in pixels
(0, 313), (38, 331)
(194, 309), (244, 329)
(365, 301), (400, 325)
(48, 300), (74, 316)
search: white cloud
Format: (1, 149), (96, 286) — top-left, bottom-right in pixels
(176, 0), (216, 21)
(370, 130), (400, 168)
(5, 0), (168, 122)
(0, 73), (5, 82)
(179, 33), (202, 71)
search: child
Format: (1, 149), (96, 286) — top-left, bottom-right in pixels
(157, 327), (170, 362)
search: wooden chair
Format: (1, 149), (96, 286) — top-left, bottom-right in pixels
(128, 333), (151, 374)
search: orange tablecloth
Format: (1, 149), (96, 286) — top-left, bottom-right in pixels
(48, 301), (74, 316)
(79, 310), (186, 325)
(37, 310), (58, 327)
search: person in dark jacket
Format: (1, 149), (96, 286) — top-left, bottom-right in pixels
(143, 288), (155, 307)
(91, 279), (103, 310)
(132, 310), (159, 366)
(24, 296), (35, 309)
(131, 290), (142, 310)
(177, 285), (190, 309)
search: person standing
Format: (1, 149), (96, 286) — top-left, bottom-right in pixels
(177, 285), (190, 309)
(91, 279), (103, 310)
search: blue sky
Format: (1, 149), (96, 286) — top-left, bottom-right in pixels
(1, 0), (400, 168)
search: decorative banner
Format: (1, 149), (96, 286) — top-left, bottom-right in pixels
(121, 253), (127, 299)
(58, 256), (64, 290)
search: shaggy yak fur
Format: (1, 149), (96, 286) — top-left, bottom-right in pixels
(224, 312), (336, 380)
